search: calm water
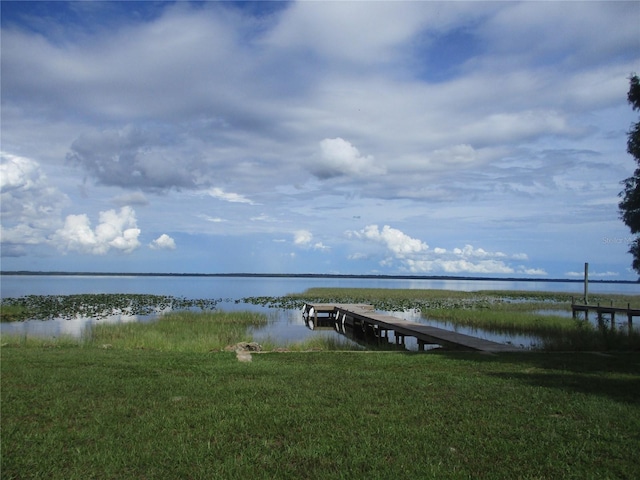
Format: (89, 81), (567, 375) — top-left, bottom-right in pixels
(2, 275), (638, 350)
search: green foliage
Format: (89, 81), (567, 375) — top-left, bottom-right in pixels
(0, 304), (31, 322)
(620, 74), (640, 273)
(87, 310), (269, 352)
(245, 287), (581, 311)
(4, 289), (639, 352)
(2, 348), (640, 479)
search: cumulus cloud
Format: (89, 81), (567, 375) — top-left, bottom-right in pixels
(0, 152), (69, 255)
(348, 224), (538, 275)
(293, 229), (329, 251)
(52, 206), (141, 255)
(312, 138), (385, 179)
(352, 225), (429, 257)
(149, 234), (176, 250)
(294, 230), (313, 246)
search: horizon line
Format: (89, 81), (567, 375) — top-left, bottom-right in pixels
(1, 270), (638, 284)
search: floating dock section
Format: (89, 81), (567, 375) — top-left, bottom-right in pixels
(302, 303), (520, 353)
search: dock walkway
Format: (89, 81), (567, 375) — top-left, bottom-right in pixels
(303, 303), (520, 353)
(571, 301), (640, 330)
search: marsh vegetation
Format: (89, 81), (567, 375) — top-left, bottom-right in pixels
(2, 288), (639, 351)
(248, 288), (640, 352)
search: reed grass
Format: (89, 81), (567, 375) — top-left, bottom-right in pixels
(0, 304), (31, 322)
(0, 334), (82, 349)
(86, 310), (269, 352)
(425, 307), (578, 335)
(285, 287), (640, 310)
(258, 334), (365, 352)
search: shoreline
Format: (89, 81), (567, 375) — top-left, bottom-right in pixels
(1, 271), (638, 285)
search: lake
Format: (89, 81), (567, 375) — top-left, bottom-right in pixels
(1, 274), (638, 350)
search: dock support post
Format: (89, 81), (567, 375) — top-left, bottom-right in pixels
(584, 262), (589, 304)
(418, 340), (425, 351)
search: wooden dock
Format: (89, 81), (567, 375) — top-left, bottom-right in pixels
(571, 301), (640, 330)
(303, 303), (520, 353)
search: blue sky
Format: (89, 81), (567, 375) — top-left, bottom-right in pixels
(1, 1), (639, 279)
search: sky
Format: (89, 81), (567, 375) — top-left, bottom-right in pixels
(1, 1), (639, 279)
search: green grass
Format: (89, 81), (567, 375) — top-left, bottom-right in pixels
(427, 307), (640, 351)
(2, 347), (639, 479)
(283, 287), (640, 309)
(86, 310), (269, 352)
(425, 306), (577, 334)
(259, 333), (365, 352)
(0, 304), (31, 322)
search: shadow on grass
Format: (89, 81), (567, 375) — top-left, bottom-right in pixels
(440, 351), (640, 405)
(488, 369), (640, 405)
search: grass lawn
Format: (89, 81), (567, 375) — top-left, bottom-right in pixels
(2, 347), (640, 479)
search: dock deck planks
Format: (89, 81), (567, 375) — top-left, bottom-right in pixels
(304, 303), (521, 353)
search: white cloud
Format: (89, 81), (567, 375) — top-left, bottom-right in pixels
(264, 1), (433, 65)
(52, 206), (141, 255)
(352, 225), (428, 258)
(313, 242), (330, 251)
(312, 138), (385, 179)
(250, 213), (275, 222)
(519, 268), (548, 276)
(405, 258), (515, 275)
(149, 233), (176, 250)
(566, 270), (619, 278)
(197, 214), (225, 223)
(294, 229), (313, 246)
(206, 187), (255, 205)
(0, 151), (69, 255)
(348, 224), (541, 275)
(293, 229), (329, 251)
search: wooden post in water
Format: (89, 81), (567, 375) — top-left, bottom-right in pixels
(583, 262), (589, 304)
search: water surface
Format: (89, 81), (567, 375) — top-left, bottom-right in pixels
(2, 275), (637, 350)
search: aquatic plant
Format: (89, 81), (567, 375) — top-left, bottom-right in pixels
(0, 294), (224, 322)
